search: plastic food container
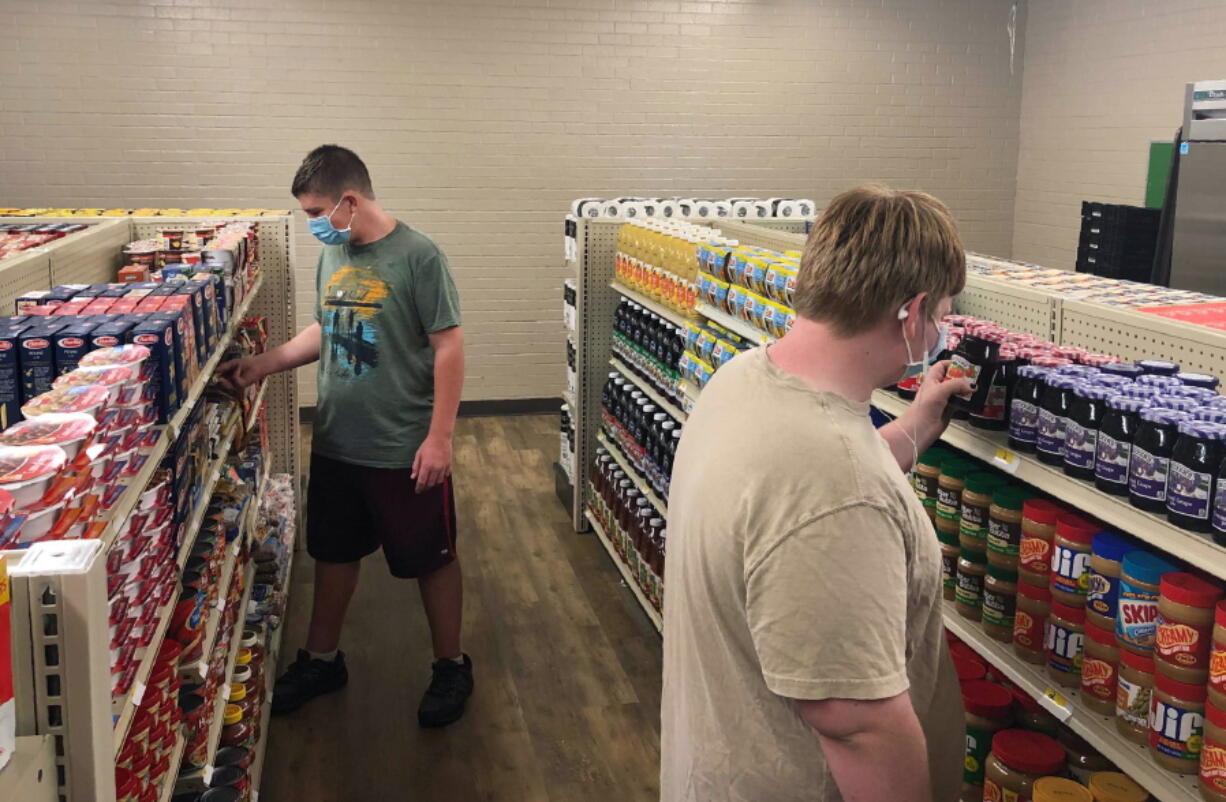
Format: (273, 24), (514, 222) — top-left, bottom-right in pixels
(80, 344), (151, 380)
(0, 412), (97, 459)
(22, 384), (111, 420)
(53, 365), (135, 406)
(0, 445), (68, 509)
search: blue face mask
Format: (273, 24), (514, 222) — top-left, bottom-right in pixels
(308, 198), (355, 245)
(900, 313), (947, 380)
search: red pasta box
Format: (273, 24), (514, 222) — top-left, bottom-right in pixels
(135, 297), (164, 314)
(117, 265), (150, 283)
(83, 299), (115, 316)
(52, 301), (90, 317)
(0, 555), (12, 771)
(108, 299), (139, 315)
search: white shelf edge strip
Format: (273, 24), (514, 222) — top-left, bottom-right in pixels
(585, 509), (662, 633)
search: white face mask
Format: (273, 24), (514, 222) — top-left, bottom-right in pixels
(899, 305), (948, 381)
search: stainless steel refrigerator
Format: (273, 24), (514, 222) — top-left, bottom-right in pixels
(1169, 81), (1226, 294)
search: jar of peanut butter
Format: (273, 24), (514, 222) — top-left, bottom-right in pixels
(984, 729), (1067, 802)
(956, 548), (988, 621)
(1020, 498), (1063, 588)
(988, 485), (1029, 571)
(1086, 771), (1148, 802)
(961, 472), (1004, 552)
(1117, 550), (1179, 656)
(1048, 601), (1086, 687)
(913, 447), (948, 520)
(937, 458), (971, 524)
(1081, 621), (1121, 717)
(1213, 600), (1226, 711)
(1033, 776), (1093, 802)
(938, 526), (959, 601)
(983, 563), (1020, 643)
(961, 679), (1014, 801)
(1202, 701), (1226, 802)
(1155, 572), (1223, 684)
(1050, 512), (1098, 608)
(1149, 673), (1206, 774)
(1015, 580), (1053, 665)
(1059, 730), (1113, 785)
(1116, 649), (1155, 745)
(1086, 532), (1133, 632)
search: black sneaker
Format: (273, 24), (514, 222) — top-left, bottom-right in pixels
(271, 649), (348, 715)
(417, 654), (474, 728)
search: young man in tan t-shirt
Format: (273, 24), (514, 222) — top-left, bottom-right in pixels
(661, 185), (973, 802)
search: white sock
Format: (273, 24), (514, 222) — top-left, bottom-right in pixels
(308, 649), (338, 662)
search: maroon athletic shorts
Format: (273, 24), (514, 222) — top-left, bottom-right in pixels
(306, 452), (458, 578)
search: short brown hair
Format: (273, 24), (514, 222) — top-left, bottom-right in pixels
(793, 185), (965, 335)
(291, 145), (375, 200)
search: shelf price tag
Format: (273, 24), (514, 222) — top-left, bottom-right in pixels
(132, 681), (146, 706)
(1039, 687), (1073, 722)
(992, 447), (1021, 475)
(203, 765), (214, 785)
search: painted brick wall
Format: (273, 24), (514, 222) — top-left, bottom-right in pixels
(1013, 0), (1226, 270)
(0, 0), (1024, 405)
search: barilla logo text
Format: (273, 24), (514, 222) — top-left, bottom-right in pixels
(134, 334), (158, 345)
(0, 341), (11, 351)
(1081, 658), (1114, 687)
(22, 338), (48, 349)
(1156, 623), (1200, 654)
(1019, 536), (1050, 565)
(59, 337), (84, 348)
(95, 336), (119, 346)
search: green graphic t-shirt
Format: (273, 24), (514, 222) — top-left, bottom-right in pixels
(313, 222), (461, 468)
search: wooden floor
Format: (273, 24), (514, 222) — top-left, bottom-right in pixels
(261, 415), (663, 801)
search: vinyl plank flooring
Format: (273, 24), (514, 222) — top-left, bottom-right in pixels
(260, 416), (662, 802)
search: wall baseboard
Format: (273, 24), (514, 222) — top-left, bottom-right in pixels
(298, 397), (562, 423)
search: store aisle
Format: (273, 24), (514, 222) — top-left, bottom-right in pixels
(260, 415), (663, 801)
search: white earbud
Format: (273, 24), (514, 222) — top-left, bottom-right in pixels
(897, 306), (909, 321)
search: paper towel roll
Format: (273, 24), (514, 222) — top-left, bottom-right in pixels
(731, 201), (756, 219)
(638, 200), (658, 217)
(656, 200), (678, 219)
(751, 200), (773, 218)
(713, 201), (732, 219)
(776, 200), (800, 219)
(622, 202), (647, 219)
(677, 199), (696, 218)
(692, 200), (714, 219)
(796, 199), (817, 218)
(601, 201), (624, 218)
(571, 198), (602, 217)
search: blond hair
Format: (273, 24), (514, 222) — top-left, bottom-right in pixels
(794, 185), (965, 336)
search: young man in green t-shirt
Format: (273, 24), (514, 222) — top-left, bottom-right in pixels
(218, 145), (472, 727)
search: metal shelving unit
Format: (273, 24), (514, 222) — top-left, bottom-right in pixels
(694, 301), (773, 345)
(154, 735), (188, 802)
(609, 282), (691, 328)
(596, 431), (667, 518)
(608, 357), (687, 422)
(584, 510), (662, 633)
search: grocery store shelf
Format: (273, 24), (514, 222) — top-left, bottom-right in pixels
(563, 389), (576, 410)
(596, 430), (668, 517)
(872, 390), (1226, 581)
(0, 736), (56, 802)
(610, 282), (691, 327)
(678, 379), (702, 414)
(245, 379), (268, 430)
(943, 604), (1200, 802)
(585, 509), (662, 634)
(247, 698), (274, 801)
(695, 301), (773, 345)
(609, 357), (687, 422)
(179, 536), (243, 683)
(156, 734), (188, 802)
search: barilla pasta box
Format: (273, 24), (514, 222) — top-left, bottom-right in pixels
(0, 317), (28, 328)
(0, 324), (28, 428)
(159, 297), (199, 380)
(100, 284), (132, 298)
(89, 320), (137, 351)
(149, 284), (178, 297)
(52, 301), (91, 317)
(82, 298), (115, 316)
(54, 321), (101, 376)
(148, 311), (190, 402)
(174, 284), (208, 363)
(71, 287), (102, 299)
(46, 286), (85, 303)
(193, 271), (228, 326)
(135, 297), (165, 314)
(14, 290), (52, 314)
(183, 280), (217, 350)
(18, 325), (58, 402)
(129, 318), (179, 423)
(108, 298), (140, 316)
(0, 556), (12, 771)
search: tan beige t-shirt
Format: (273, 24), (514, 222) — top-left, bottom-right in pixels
(660, 347), (963, 802)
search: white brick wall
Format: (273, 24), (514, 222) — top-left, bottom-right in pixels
(0, 0), (1024, 404)
(1013, 0), (1226, 270)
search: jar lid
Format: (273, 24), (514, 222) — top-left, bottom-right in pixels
(1122, 550), (1179, 585)
(1117, 384), (1161, 399)
(1169, 386), (1216, 401)
(953, 657), (987, 682)
(1092, 531), (1132, 562)
(917, 447), (949, 468)
(1119, 648), (1154, 673)
(1206, 396), (1226, 411)
(1032, 776), (1093, 802)
(1160, 572), (1223, 608)
(1086, 772), (1148, 802)
(1175, 418), (1226, 438)
(1178, 371), (1220, 389)
(961, 679), (1013, 718)
(1193, 407), (1226, 423)
(949, 641), (984, 666)
(990, 729), (1066, 775)
(990, 486), (1029, 511)
(1032, 356), (1073, 368)
(1016, 365), (1049, 379)
(1137, 374), (1183, 387)
(213, 746), (251, 769)
(1138, 407), (1191, 425)
(208, 765), (246, 789)
(1154, 671), (1208, 703)
(1055, 512), (1097, 544)
(1081, 354), (1121, 367)
(1073, 384), (1114, 401)
(222, 704), (243, 726)
(959, 547), (987, 564)
(227, 682), (247, 702)
(1054, 345), (1088, 358)
(236, 648), (252, 666)
(1085, 620), (1115, 646)
(1091, 375), (1130, 388)
(1017, 580), (1052, 601)
(965, 472), (1005, 495)
(1023, 498), (1063, 525)
(1139, 359), (1181, 375)
(987, 563), (1019, 581)
(1046, 375), (1085, 390)
(1050, 601), (1086, 624)
(1208, 700), (1226, 729)
(940, 459), (971, 480)
(1057, 365), (1099, 378)
(1101, 362), (1144, 379)
(1151, 396), (1199, 412)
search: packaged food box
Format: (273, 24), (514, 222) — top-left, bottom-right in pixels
(53, 321), (101, 376)
(90, 320), (137, 350)
(83, 298), (116, 316)
(15, 290), (52, 314)
(0, 325), (26, 429)
(107, 299), (139, 315)
(128, 321), (178, 423)
(46, 286), (86, 304)
(148, 310), (190, 402)
(174, 283), (208, 363)
(100, 285), (132, 299)
(18, 326), (59, 403)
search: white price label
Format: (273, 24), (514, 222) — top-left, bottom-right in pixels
(203, 765), (214, 785)
(217, 599), (226, 613)
(1039, 687), (1074, 722)
(132, 681), (146, 706)
(992, 447), (1021, 475)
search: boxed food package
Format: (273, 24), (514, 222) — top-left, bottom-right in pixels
(0, 555), (11, 772)
(18, 325), (58, 402)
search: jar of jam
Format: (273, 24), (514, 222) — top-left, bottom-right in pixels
(1150, 673), (1206, 774)
(1179, 371), (1221, 390)
(982, 563), (1019, 643)
(1086, 772), (1148, 802)
(1010, 366), (1050, 452)
(1155, 572), (1223, 683)
(1195, 408), (1226, 424)
(1047, 601), (1086, 687)
(1115, 649), (1155, 745)
(1168, 421), (1226, 531)
(945, 334), (1000, 415)
(912, 447), (948, 521)
(1212, 601), (1226, 710)
(984, 729), (1067, 802)
(1050, 512), (1097, 608)
(219, 704), (251, 749)
(1038, 376), (1083, 466)
(1086, 532), (1132, 632)
(1081, 621), (1121, 716)
(956, 547), (987, 621)
(938, 526), (960, 602)
(1020, 499), (1063, 588)
(1202, 701), (1226, 802)
(1129, 408), (1192, 512)
(213, 746), (252, 772)
(1171, 386), (1217, 403)
(1033, 777), (1093, 802)
(1117, 550), (1178, 656)
(970, 347), (1016, 431)
(1118, 384), (1161, 400)
(1152, 397), (1200, 413)
(988, 486), (1028, 571)
(1065, 384), (1113, 480)
(936, 458), (971, 524)
(961, 680), (1014, 800)
(1214, 458), (1226, 547)
(1140, 359), (1181, 376)
(1015, 580), (1052, 665)
(960, 472), (1004, 551)
(1101, 362), (1145, 381)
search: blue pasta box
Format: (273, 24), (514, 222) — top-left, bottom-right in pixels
(100, 285), (133, 298)
(0, 316), (28, 328)
(150, 284), (178, 297)
(129, 318), (179, 423)
(0, 324), (29, 427)
(148, 311), (190, 403)
(14, 291), (52, 314)
(89, 320), (137, 350)
(174, 284), (208, 363)
(18, 325), (59, 403)
(184, 279), (218, 350)
(47, 285), (89, 303)
(53, 321), (101, 376)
